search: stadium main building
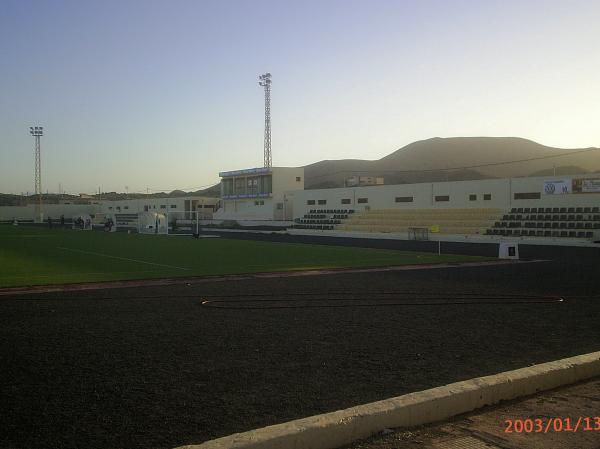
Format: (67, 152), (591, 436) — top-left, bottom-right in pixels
(212, 167), (600, 243)
(2, 168), (599, 244)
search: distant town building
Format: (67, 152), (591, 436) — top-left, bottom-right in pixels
(345, 176), (384, 187)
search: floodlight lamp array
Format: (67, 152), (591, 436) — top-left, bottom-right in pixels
(29, 126), (44, 136)
(258, 73), (272, 86)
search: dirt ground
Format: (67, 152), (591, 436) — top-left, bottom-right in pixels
(342, 378), (600, 449)
(1, 243), (599, 449)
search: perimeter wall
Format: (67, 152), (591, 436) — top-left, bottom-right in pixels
(291, 174), (600, 218)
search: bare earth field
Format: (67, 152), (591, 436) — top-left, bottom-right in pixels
(1, 241), (599, 449)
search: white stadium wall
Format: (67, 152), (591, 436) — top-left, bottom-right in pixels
(217, 198), (276, 220)
(272, 167), (305, 196)
(292, 173), (600, 219)
(273, 167), (304, 220)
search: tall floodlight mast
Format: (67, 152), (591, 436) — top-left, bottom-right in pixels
(29, 126), (44, 222)
(258, 73), (272, 168)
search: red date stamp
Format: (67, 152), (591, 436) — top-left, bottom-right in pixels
(505, 417), (600, 433)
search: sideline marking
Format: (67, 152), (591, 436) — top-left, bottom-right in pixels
(0, 269), (168, 280)
(56, 247), (191, 271)
(2, 234), (53, 238)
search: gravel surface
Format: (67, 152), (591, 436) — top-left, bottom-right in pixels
(1, 244), (599, 449)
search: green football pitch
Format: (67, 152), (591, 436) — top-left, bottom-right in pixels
(0, 224), (487, 288)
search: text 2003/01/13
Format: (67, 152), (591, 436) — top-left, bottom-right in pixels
(505, 417), (600, 433)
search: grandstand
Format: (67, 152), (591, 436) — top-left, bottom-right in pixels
(292, 205), (600, 241)
(486, 206), (600, 238)
(293, 209), (354, 230)
(292, 208), (502, 235)
(337, 208), (501, 235)
(288, 174), (600, 242)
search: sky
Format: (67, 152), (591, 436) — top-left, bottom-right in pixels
(1, 0), (599, 195)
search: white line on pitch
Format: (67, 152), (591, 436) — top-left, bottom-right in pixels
(56, 247), (191, 271)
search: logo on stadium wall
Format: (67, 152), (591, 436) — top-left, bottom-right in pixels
(544, 180), (571, 195)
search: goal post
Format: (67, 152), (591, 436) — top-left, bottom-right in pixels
(167, 210), (201, 236)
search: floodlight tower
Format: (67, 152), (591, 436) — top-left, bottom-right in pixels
(258, 73), (272, 168)
(29, 126), (43, 222)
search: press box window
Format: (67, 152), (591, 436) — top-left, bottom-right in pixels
(296, 177), (301, 182)
(318, 200), (327, 205)
(341, 199), (351, 204)
(307, 200), (315, 205)
(435, 195), (450, 202)
(484, 194), (492, 201)
(357, 198), (368, 204)
(395, 196), (413, 203)
(514, 192), (541, 200)
(170, 205), (177, 209)
(469, 194), (477, 201)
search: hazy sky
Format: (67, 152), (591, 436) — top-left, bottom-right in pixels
(1, 0), (599, 194)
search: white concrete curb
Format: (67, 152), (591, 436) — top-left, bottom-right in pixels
(175, 351), (600, 449)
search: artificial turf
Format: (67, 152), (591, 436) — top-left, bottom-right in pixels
(0, 224), (486, 288)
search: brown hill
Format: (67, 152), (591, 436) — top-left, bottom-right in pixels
(304, 137), (600, 189)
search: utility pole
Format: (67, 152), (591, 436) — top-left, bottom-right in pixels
(29, 126), (43, 222)
(258, 73), (272, 168)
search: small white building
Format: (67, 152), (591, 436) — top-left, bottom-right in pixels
(100, 196), (218, 218)
(0, 195), (218, 224)
(213, 167), (304, 222)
